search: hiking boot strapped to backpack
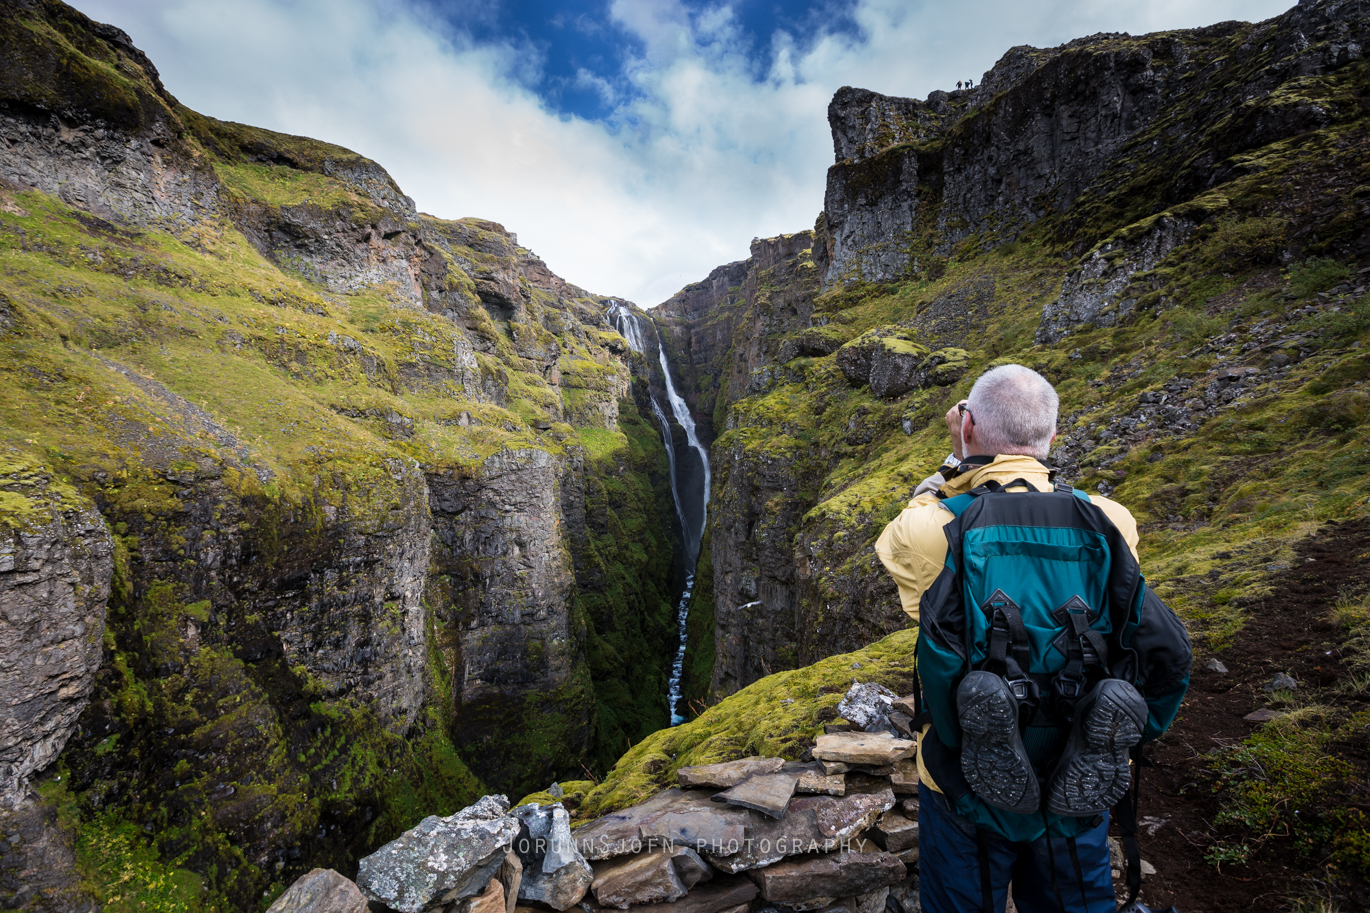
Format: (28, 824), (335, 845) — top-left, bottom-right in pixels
(912, 477), (1192, 903)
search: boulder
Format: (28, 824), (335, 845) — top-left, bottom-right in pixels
(513, 803), (593, 910)
(888, 712), (915, 739)
(266, 869), (368, 913)
(889, 696), (919, 718)
(677, 757), (785, 789)
(888, 759), (918, 795)
(856, 888), (891, 913)
(705, 785), (895, 873)
(813, 891), (889, 913)
(837, 331), (932, 398)
(645, 810), (747, 854)
(580, 875), (758, 913)
(837, 682), (898, 733)
(793, 765), (846, 796)
(749, 851), (907, 904)
(1266, 672), (1298, 691)
(812, 732), (916, 767)
(454, 879), (506, 913)
(711, 772), (799, 818)
(497, 852), (522, 913)
(573, 790), (748, 861)
(357, 795), (519, 913)
(591, 847), (712, 908)
(925, 347), (970, 386)
(869, 810), (918, 853)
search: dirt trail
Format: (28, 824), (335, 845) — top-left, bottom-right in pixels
(1122, 521), (1370, 912)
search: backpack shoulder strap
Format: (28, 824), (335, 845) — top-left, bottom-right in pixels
(939, 492), (979, 516)
(1054, 478), (1093, 502)
(939, 478), (1045, 516)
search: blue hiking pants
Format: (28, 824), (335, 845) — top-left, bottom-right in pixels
(918, 783), (1117, 913)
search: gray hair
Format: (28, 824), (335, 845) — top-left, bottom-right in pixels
(966, 364), (1058, 460)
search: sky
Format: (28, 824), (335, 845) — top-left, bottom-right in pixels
(70, 0), (1295, 306)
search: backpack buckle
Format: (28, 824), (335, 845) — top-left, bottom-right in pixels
(1055, 673), (1086, 701)
(1052, 669), (1088, 722)
(1005, 671), (1040, 706)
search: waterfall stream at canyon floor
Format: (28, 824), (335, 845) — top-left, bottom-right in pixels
(609, 302), (710, 724)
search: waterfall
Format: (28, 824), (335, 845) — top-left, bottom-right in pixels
(607, 301), (711, 725)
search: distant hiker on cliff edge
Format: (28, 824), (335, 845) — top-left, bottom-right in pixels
(876, 365), (1191, 913)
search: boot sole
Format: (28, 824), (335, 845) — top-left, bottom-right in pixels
(957, 671), (1039, 814)
(1046, 679), (1147, 816)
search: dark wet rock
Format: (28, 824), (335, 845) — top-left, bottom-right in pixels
(677, 757), (785, 789)
(712, 772), (800, 818)
(749, 851), (907, 905)
(513, 803), (593, 911)
(0, 470), (112, 806)
(835, 333), (966, 399)
(357, 795), (519, 913)
(0, 789), (98, 913)
(266, 868), (368, 913)
(590, 847), (712, 908)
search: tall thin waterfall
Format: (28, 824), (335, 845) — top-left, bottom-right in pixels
(607, 302), (710, 724)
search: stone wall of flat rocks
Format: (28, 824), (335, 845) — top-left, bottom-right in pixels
(269, 685), (926, 913)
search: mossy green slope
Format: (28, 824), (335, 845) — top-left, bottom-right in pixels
(637, 13), (1370, 902)
(0, 4), (683, 909)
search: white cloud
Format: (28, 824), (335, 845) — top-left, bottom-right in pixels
(70, 0), (1294, 306)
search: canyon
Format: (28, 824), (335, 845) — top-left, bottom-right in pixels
(3, 0), (1370, 910)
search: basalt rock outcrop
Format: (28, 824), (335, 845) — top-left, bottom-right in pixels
(817, 0), (1370, 290)
(658, 0), (1370, 701)
(0, 2), (684, 908)
(0, 464), (112, 809)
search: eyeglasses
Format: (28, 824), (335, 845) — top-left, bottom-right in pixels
(958, 402), (975, 425)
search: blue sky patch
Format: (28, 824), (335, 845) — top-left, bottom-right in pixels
(422, 0), (863, 121)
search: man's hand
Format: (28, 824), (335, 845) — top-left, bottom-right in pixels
(945, 401), (967, 460)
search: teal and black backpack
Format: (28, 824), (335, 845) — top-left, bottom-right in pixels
(913, 476), (1192, 894)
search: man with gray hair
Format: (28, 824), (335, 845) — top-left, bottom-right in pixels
(876, 364), (1182, 913)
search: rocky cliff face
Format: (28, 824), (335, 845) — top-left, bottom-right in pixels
(0, 463), (112, 810)
(818, 0), (1370, 289)
(662, 0), (1370, 703)
(0, 2), (682, 908)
